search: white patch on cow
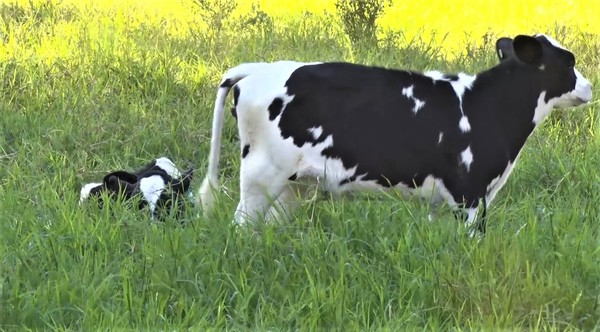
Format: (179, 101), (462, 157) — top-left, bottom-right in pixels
(407, 175), (439, 201)
(438, 132), (444, 144)
(390, 175), (457, 207)
(460, 146), (473, 172)
(539, 64), (545, 71)
(79, 182), (102, 204)
(486, 161), (515, 204)
(537, 34), (567, 51)
(155, 157), (181, 178)
(451, 74), (477, 123)
(401, 85), (425, 114)
(459, 116), (471, 132)
(413, 99), (425, 114)
(465, 207), (480, 238)
(296, 134), (363, 193)
(572, 68), (593, 104)
(424, 70), (445, 81)
(450, 73), (476, 99)
(532, 91), (552, 124)
(426, 71), (477, 128)
(139, 175), (166, 213)
(307, 126), (323, 140)
(401, 85), (414, 98)
(422, 176), (457, 207)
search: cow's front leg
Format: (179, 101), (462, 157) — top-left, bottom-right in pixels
(453, 197), (488, 239)
(265, 181), (311, 223)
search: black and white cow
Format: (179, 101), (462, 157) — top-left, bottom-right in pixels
(199, 34), (593, 236)
(80, 157), (194, 219)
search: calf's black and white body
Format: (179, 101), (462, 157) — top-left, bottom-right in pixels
(80, 157), (194, 218)
(199, 34), (592, 235)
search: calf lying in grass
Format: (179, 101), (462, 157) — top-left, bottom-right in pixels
(80, 157), (194, 220)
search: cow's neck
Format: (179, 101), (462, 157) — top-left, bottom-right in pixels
(475, 64), (553, 160)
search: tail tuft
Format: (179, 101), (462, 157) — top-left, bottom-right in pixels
(198, 176), (218, 215)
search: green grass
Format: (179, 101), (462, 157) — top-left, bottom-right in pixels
(1, 1), (600, 330)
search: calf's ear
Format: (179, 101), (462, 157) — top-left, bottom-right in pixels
(495, 37), (514, 61)
(172, 168), (194, 193)
(103, 171), (138, 184)
(512, 35), (543, 65)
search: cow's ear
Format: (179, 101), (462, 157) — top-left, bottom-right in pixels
(495, 37), (514, 61)
(512, 35), (543, 65)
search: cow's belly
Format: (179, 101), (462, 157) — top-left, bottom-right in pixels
(293, 141), (453, 206)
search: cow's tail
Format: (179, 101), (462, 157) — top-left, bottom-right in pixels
(199, 62), (269, 216)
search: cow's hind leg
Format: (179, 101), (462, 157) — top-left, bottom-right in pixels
(234, 153), (289, 225)
(266, 181), (312, 222)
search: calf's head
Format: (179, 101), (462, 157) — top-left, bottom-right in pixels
(495, 34), (592, 109)
(79, 170), (139, 207)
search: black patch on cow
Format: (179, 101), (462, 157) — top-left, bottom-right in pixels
(339, 175), (356, 186)
(230, 85), (241, 120)
(220, 78), (233, 88)
(242, 144), (250, 158)
(233, 85), (240, 106)
(268, 97), (284, 121)
(443, 74), (459, 81)
(311, 130), (328, 146)
(288, 173), (297, 181)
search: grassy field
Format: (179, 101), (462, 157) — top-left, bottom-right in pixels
(1, 0), (599, 330)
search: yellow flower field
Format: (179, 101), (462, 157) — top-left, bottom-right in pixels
(4, 0), (599, 57)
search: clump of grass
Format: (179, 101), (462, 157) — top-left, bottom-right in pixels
(334, 0), (391, 49)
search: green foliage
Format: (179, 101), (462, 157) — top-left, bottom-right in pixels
(192, 0), (238, 40)
(1, 1), (600, 331)
(334, 0), (392, 48)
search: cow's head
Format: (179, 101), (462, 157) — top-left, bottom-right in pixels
(495, 34), (592, 109)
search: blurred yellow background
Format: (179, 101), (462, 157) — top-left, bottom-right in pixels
(4, 0), (598, 58)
